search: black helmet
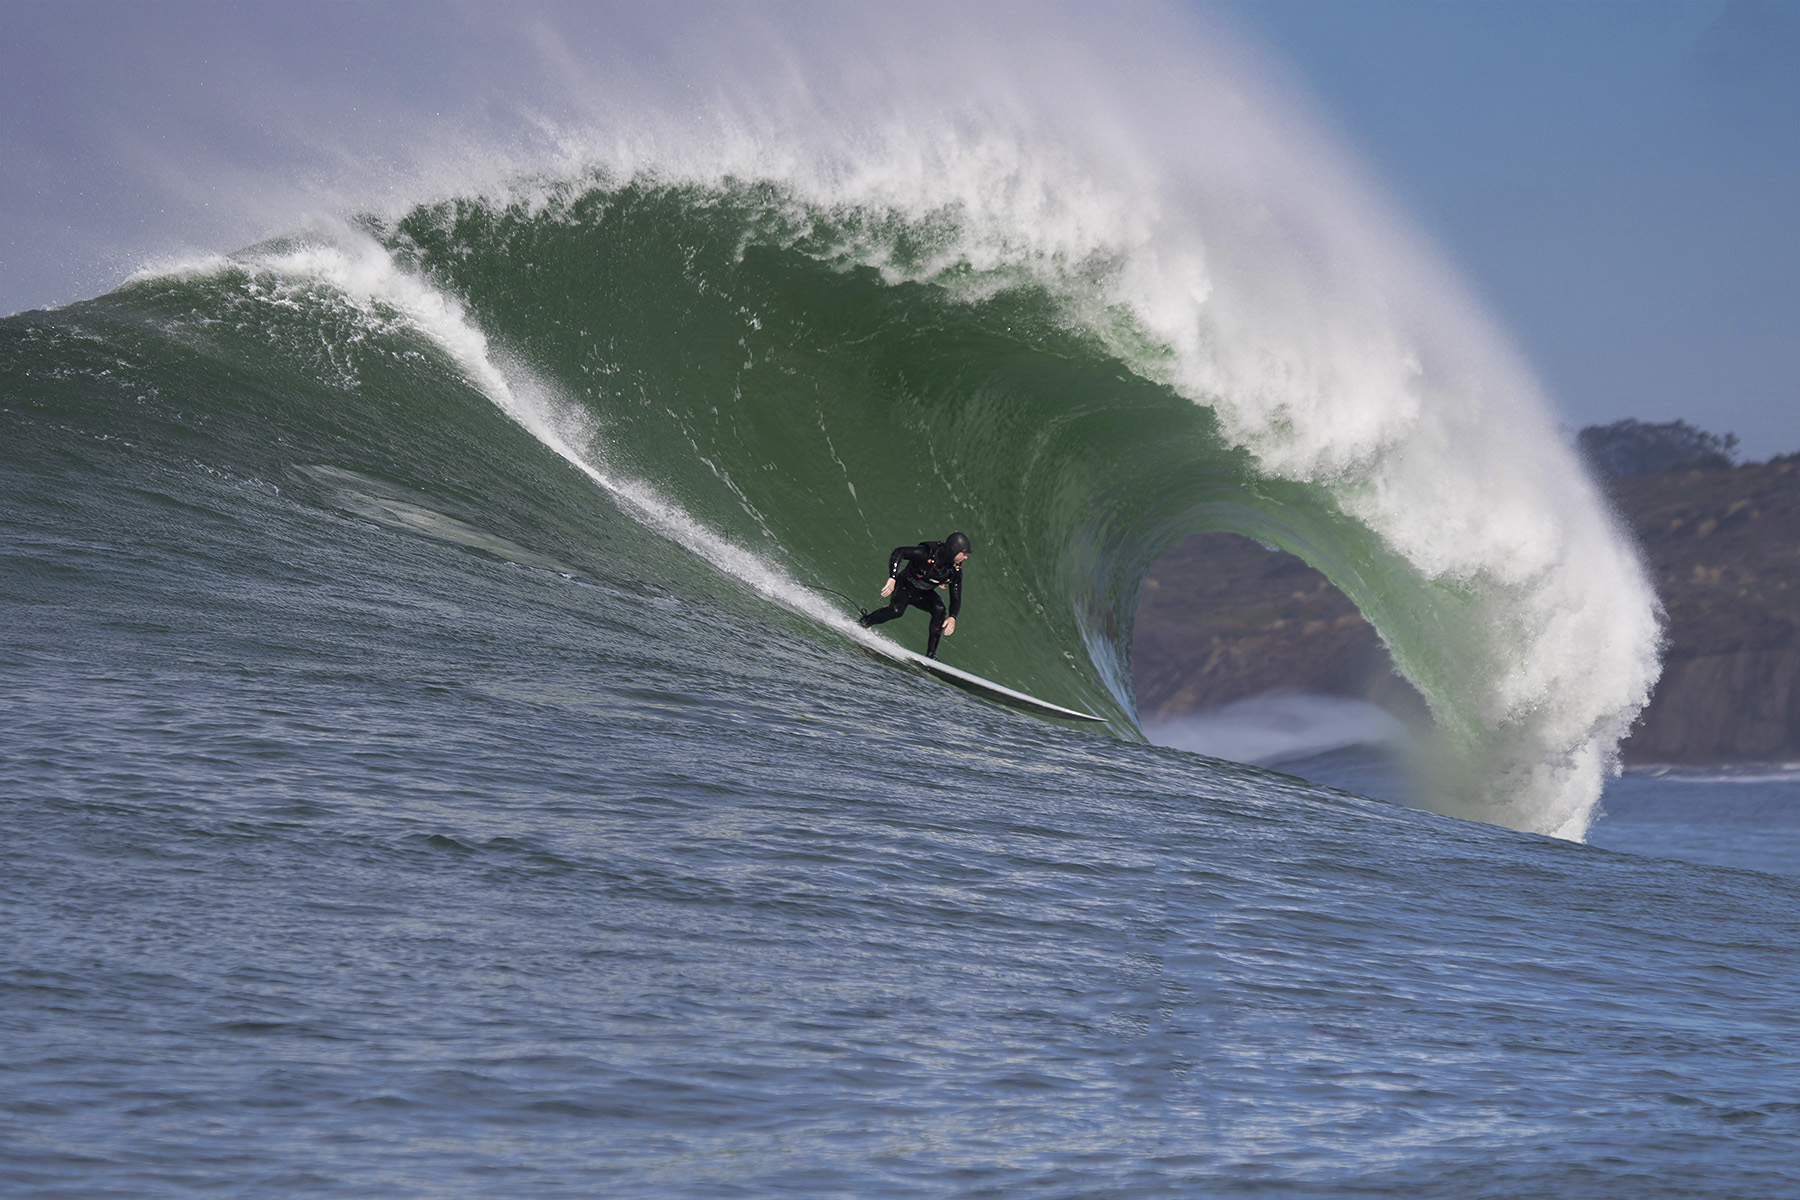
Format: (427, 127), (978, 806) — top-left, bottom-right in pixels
(946, 531), (971, 556)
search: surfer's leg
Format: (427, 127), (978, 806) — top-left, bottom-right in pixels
(860, 593), (910, 628)
(923, 592), (949, 658)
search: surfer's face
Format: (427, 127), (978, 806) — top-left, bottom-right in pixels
(954, 552), (969, 566)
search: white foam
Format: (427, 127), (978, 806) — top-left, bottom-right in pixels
(1625, 764), (1800, 785)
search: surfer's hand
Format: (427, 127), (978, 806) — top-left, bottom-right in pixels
(880, 578), (895, 598)
(943, 617), (956, 637)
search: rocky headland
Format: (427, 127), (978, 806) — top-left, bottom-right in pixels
(1132, 455), (1800, 765)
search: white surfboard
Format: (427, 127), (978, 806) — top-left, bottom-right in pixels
(855, 633), (1105, 723)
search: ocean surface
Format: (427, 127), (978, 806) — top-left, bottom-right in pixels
(3, 171), (1795, 1198)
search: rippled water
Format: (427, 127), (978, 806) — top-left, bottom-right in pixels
(6, 439), (1799, 1197)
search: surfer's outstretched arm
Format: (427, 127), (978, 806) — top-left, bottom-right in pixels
(888, 544), (927, 579)
(881, 543), (929, 599)
(922, 591), (950, 658)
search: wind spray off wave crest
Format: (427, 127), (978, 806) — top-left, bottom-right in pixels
(122, 1), (1659, 838)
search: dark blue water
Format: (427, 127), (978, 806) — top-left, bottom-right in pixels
(1291, 746), (1800, 881)
(6, 411), (1800, 1197)
(1593, 771), (1800, 879)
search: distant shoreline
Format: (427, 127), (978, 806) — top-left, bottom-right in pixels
(1133, 455), (1800, 766)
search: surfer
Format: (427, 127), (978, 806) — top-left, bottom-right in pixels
(860, 532), (970, 659)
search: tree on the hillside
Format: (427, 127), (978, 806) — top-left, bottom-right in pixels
(1577, 419), (1739, 480)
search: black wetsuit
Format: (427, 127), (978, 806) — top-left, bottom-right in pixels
(861, 541), (964, 658)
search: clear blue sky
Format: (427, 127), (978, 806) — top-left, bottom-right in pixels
(4, 1), (1794, 456)
(1227, 0), (1798, 458)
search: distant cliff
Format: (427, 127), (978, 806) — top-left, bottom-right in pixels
(1611, 457), (1800, 762)
(1131, 534), (1426, 724)
(1132, 456), (1800, 765)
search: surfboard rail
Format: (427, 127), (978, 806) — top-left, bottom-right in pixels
(852, 632), (1105, 723)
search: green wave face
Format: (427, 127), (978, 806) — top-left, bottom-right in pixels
(372, 181), (1411, 730)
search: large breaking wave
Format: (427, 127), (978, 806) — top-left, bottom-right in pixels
(10, 2), (1660, 837)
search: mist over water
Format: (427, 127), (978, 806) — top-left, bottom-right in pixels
(1144, 692), (1410, 767)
